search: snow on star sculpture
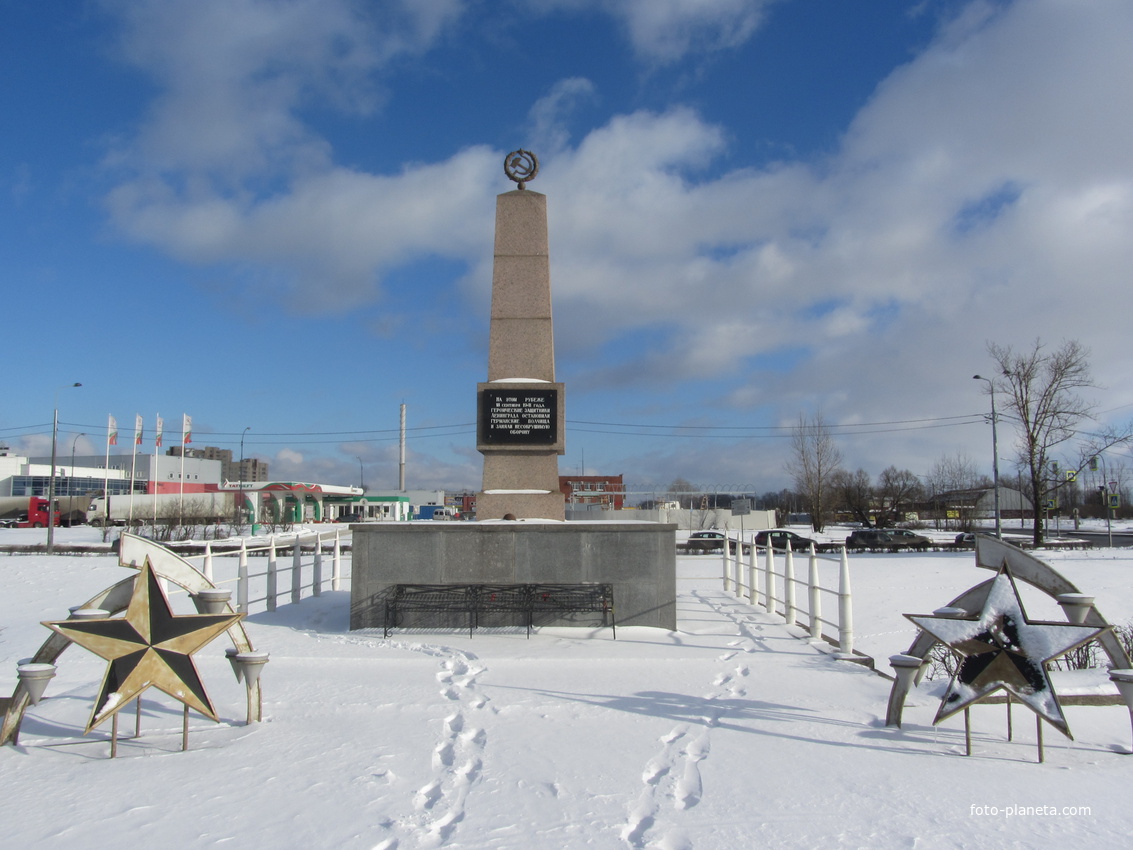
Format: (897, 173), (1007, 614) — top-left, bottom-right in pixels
(906, 564), (1106, 737)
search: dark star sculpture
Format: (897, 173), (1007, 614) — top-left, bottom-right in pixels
(906, 565), (1107, 738)
(43, 560), (244, 733)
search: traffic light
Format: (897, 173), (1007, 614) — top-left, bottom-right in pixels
(1089, 457), (1099, 472)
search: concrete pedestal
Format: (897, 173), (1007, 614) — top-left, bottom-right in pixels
(350, 521), (677, 631)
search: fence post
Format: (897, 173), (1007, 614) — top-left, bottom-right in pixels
(332, 528), (342, 591)
(838, 546), (854, 657)
(203, 541), (213, 583)
(313, 532), (323, 597)
(808, 544), (822, 640)
(267, 535), (278, 612)
(764, 544), (776, 616)
(291, 533), (302, 604)
(784, 540), (796, 626)
(747, 538), (757, 606)
(721, 538), (731, 593)
(237, 539), (249, 614)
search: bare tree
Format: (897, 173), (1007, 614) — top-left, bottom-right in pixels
(831, 468), (874, 527)
(667, 478), (697, 510)
(784, 412), (843, 532)
(876, 466), (924, 526)
(987, 339), (1097, 546)
(926, 452), (992, 530)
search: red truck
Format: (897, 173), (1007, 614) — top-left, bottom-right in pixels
(0, 496), (58, 528)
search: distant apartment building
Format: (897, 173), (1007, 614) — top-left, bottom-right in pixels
(168, 445), (269, 484)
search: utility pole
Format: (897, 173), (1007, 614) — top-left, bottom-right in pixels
(973, 375), (1002, 538)
(399, 403), (406, 491)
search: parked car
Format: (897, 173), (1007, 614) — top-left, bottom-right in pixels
(680, 531), (751, 555)
(845, 529), (914, 552)
(881, 529), (932, 551)
(954, 532), (976, 548)
(753, 529), (816, 551)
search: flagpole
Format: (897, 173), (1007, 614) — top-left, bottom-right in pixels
(153, 414), (163, 530)
(179, 414), (188, 527)
(104, 415), (115, 523)
(129, 414), (141, 525)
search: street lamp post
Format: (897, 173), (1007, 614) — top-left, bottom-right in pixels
(70, 433), (85, 479)
(1095, 454), (1114, 549)
(239, 426), (250, 525)
(47, 383), (82, 554)
(973, 375), (1002, 539)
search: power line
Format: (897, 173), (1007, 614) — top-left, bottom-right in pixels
(569, 413), (983, 431)
(10, 411), (987, 448)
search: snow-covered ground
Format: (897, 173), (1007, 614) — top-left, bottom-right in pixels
(3, 527), (1133, 848)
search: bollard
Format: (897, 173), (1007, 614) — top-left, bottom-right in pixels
(721, 538), (731, 594)
(267, 535), (278, 611)
(332, 528), (342, 591)
(764, 544), (776, 617)
(203, 541), (213, 582)
(808, 545), (822, 640)
(237, 539), (249, 614)
(313, 533), (323, 597)
(837, 546), (853, 657)
(747, 539), (757, 606)
(784, 540), (796, 626)
(291, 534), (302, 604)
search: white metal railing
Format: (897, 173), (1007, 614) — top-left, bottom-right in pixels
(180, 529), (347, 614)
(720, 532), (854, 656)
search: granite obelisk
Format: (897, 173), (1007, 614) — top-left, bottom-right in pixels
(476, 151), (566, 520)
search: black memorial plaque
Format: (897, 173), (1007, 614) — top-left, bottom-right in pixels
(479, 389), (558, 446)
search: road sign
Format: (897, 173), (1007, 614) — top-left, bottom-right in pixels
(731, 499), (751, 516)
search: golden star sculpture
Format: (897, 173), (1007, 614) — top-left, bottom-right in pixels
(43, 559), (244, 733)
(906, 564), (1108, 738)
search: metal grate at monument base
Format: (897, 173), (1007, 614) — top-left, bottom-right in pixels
(381, 583), (615, 639)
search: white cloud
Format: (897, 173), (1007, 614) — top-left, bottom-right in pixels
(275, 448), (304, 466)
(528, 78), (597, 153)
(523, 0), (773, 64)
(617, 0), (771, 63)
(107, 149), (500, 311)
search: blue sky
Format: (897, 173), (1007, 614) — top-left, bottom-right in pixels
(4, 0), (1133, 495)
